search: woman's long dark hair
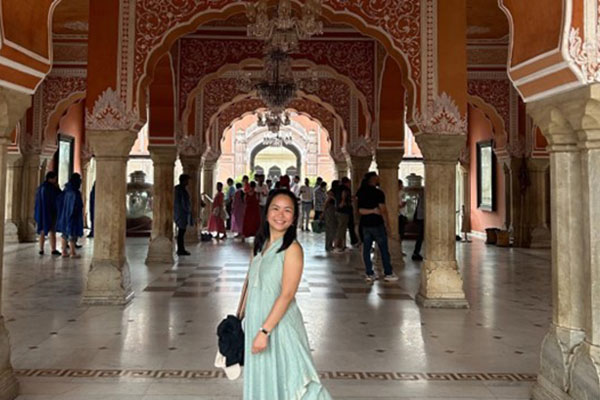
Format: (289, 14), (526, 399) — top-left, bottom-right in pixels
(253, 189), (299, 256)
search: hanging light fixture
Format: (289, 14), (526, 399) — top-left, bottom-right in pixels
(244, 0), (323, 143)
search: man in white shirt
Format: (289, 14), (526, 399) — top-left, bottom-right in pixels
(291, 175), (301, 198)
(255, 173), (269, 218)
(299, 178), (314, 231)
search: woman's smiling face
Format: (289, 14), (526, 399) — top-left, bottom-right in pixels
(267, 194), (295, 232)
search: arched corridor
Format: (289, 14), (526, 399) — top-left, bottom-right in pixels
(0, 0), (599, 399)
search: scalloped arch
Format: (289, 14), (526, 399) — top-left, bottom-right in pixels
(136, 1), (417, 128)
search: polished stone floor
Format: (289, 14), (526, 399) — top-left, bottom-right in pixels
(2, 231), (551, 399)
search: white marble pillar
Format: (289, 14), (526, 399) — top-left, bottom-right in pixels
(146, 147), (177, 264)
(19, 152), (42, 242)
(202, 160), (216, 198)
(0, 86), (31, 399)
(82, 130), (136, 305)
(528, 88), (592, 400)
(376, 149), (405, 269)
(350, 155), (371, 192)
(335, 161), (348, 180)
(414, 134), (468, 309)
(180, 155), (202, 243)
(527, 158), (551, 248)
(570, 94), (600, 400)
(5, 154), (22, 243)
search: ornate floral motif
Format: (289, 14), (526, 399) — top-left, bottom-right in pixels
(211, 97), (337, 146)
(178, 134), (204, 156)
(134, 0), (421, 110)
(569, 23), (600, 83)
(42, 72), (87, 135)
(346, 135), (373, 157)
(201, 76), (351, 136)
(86, 88), (139, 131)
(178, 38), (375, 115)
(467, 76), (511, 131)
(414, 92), (467, 135)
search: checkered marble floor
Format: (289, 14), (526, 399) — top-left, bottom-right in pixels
(1, 232), (551, 399)
(144, 261), (413, 300)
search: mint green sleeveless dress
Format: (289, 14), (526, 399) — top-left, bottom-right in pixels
(244, 238), (333, 400)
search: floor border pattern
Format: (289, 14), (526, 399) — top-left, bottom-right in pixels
(14, 369), (537, 382)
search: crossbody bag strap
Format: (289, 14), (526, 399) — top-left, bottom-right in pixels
(236, 273), (249, 320)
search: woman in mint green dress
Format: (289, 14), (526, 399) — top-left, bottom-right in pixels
(242, 189), (332, 399)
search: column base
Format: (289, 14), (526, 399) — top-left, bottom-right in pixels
(184, 226), (199, 244)
(0, 318), (18, 400)
(535, 325), (585, 397)
(0, 370), (18, 400)
(388, 238), (405, 270)
(21, 220), (36, 243)
(82, 259), (134, 305)
(530, 226), (551, 248)
(417, 259), (469, 309)
(569, 342), (600, 400)
(415, 293), (469, 308)
(3, 222), (18, 243)
(532, 375), (573, 400)
(146, 236), (174, 264)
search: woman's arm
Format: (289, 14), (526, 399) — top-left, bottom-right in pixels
(251, 242), (303, 354)
(358, 208), (381, 216)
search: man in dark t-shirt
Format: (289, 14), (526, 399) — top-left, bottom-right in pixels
(356, 172), (398, 282)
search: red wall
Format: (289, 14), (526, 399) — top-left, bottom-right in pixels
(468, 104), (505, 233)
(58, 101), (85, 174)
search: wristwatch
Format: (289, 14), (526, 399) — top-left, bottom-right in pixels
(259, 327), (270, 336)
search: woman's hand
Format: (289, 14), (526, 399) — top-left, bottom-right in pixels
(251, 332), (269, 354)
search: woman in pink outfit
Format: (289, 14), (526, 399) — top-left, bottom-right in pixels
(208, 182), (227, 240)
(230, 182), (246, 237)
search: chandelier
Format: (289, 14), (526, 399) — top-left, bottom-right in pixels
(244, 0), (323, 145)
(256, 49), (296, 111)
(247, 0), (323, 53)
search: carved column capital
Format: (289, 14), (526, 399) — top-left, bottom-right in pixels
(415, 134), (466, 163)
(88, 130), (137, 159)
(149, 146), (177, 166)
(375, 149), (403, 170)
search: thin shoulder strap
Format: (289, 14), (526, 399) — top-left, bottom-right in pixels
(236, 275), (248, 319)
(236, 255), (252, 319)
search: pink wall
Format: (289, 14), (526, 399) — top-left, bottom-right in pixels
(58, 100), (84, 174)
(468, 104), (505, 233)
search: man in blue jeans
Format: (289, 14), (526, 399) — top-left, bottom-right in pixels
(356, 172), (398, 283)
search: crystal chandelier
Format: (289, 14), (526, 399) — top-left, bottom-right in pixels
(247, 0), (323, 53)
(256, 49), (297, 111)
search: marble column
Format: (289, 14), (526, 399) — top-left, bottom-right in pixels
(414, 134), (468, 309)
(376, 149), (404, 269)
(202, 160), (216, 198)
(350, 155), (371, 192)
(82, 130), (136, 305)
(503, 156), (530, 247)
(570, 94), (600, 400)
(19, 153), (42, 242)
(0, 86), (32, 400)
(146, 147), (177, 264)
(180, 155), (202, 243)
(528, 87), (593, 400)
(5, 154), (22, 243)
(527, 158), (551, 248)
(334, 161), (348, 180)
